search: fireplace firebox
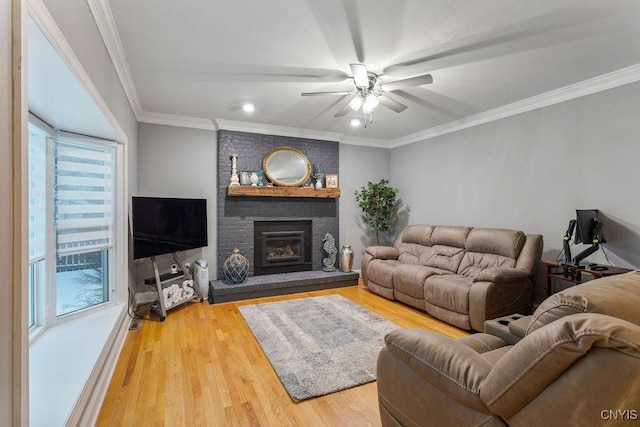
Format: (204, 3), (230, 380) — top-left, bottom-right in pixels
(254, 220), (312, 276)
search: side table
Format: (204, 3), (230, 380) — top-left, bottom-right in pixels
(539, 260), (633, 298)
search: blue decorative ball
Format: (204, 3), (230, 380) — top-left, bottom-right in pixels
(223, 248), (249, 284)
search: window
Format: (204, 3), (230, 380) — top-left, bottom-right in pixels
(28, 118), (117, 329)
(28, 122), (48, 329)
(54, 137), (114, 316)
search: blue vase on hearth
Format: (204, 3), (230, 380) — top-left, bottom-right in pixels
(223, 248), (249, 284)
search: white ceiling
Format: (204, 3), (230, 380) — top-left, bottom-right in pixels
(99, 0), (640, 146)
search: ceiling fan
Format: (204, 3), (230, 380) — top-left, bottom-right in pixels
(301, 63), (433, 124)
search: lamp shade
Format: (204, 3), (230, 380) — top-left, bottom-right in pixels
(362, 93), (379, 113)
(349, 95), (363, 111)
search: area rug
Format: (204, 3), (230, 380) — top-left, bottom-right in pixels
(239, 294), (399, 402)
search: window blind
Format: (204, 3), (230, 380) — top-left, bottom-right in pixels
(54, 138), (114, 256)
(28, 125), (48, 263)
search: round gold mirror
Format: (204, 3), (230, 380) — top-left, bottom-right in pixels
(262, 147), (311, 187)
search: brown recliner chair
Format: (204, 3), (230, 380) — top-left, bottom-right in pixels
(377, 271), (640, 426)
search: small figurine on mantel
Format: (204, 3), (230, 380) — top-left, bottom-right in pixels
(322, 233), (337, 272)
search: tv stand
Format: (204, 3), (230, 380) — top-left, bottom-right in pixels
(144, 270), (184, 285)
(148, 252), (204, 320)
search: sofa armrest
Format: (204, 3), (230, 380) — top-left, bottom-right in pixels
(469, 274), (534, 331)
(481, 313), (640, 420)
(477, 267), (529, 283)
(365, 245), (398, 260)
(383, 328), (493, 412)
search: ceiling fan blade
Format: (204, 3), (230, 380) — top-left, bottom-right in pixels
(380, 74), (433, 92)
(350, 63), (369, 88)
(334, 102), (352, 117)
(344, 0), (365, 63)
(301, 91), (352, 96)
(378, 95), (408, 113)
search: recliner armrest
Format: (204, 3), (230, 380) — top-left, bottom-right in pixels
(365, 246), (399, 260)
(481, 313), (640, 420)
(477, 267), (529, 283)
(383, 328), (493, 413)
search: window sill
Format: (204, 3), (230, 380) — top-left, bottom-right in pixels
(29, 303), (126, 427)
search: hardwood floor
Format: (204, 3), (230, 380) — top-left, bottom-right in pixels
(96, 280), (469, 426)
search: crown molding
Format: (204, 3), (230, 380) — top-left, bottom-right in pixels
(214, 119), (344, 142)
(390, 63), (640, 148)
(28, 0), (128, 143)
(138, 111), (216, 131)
(340, 135), (391, 149)
(87, 0), (143, 120)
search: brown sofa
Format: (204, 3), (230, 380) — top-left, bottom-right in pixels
(361, 224), (543, 331)
(377, 271), (640, 426)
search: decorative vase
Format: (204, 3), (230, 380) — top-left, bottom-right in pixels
(223, 248), (249, 284)
(249, 172), (259, 186)
(339, 245), (354, 273)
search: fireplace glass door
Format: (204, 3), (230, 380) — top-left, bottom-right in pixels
(262, 231), (304, 265)
(254, 220), (312, 275)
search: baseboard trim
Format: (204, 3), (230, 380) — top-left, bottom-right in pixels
(66, 304), (129, 426)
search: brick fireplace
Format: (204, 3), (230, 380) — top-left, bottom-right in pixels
(216, 130), (339, 280)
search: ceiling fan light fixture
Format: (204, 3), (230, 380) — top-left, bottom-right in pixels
(362, 93), (379, 113)
(349, 95), (363, 111)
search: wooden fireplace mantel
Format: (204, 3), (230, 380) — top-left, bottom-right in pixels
(227, 185), (340, 198)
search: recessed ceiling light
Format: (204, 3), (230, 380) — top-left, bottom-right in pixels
(242, 102), (256, 113)
(350, 119), (361, 127)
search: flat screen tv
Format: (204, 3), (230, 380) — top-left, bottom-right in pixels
(132, 196), (208, 260)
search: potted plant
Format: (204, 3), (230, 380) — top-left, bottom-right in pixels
(354, 179), (399, 245)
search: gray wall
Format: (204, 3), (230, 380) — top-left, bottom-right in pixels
(391, 82), (640, 276)
(339, 144), (392, 270)
(136, 123), (218, 280)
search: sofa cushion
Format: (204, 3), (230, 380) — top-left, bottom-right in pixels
(457, 228), (524, 279)
(397, 242), (431, 265)
(458, 252), (517, 280)
(431, 225), (472, 248)
(424, 274), (474, 314)
(526, 271), (640, 334)
(393, 264), (448, 300)
(422, 245), (466, 272)
(398, 224), (434, 246)
(465, 228), (526, 259)
(364, 259), (403, 289)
